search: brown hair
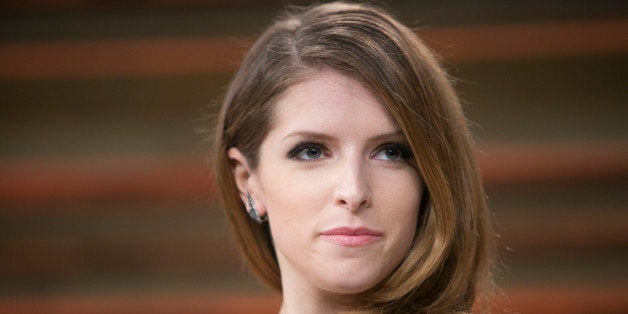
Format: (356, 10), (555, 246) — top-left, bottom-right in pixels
(213, 1), (494, 312)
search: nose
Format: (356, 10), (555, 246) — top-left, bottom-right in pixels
(333, 160), (372, 212)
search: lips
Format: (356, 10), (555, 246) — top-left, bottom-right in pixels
(320, 227), (383, 247)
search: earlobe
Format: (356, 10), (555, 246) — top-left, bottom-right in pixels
(245, 191), (268, 224)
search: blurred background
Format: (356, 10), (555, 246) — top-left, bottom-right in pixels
(0, 1), (626, 313)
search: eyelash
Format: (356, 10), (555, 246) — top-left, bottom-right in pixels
(287, 142), (327, 161)
(287, 142), (413, 162)
(374, 143), (414, 162)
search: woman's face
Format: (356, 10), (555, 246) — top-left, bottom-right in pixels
(231, 70), (422, 295)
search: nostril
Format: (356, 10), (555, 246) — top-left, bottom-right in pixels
(333, 166), (372, 211)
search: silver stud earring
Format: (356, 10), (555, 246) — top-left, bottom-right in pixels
(246, 192), (267, 224)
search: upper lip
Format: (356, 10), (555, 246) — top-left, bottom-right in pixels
(320, 226), (383, 236)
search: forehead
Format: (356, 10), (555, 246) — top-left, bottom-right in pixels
(270, 70), (399, 135)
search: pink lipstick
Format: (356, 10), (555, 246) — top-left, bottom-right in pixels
(320, 227), (383, 247)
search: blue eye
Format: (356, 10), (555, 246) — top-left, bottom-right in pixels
(373, 143), (412, 162)
(288, 143), (326, 160)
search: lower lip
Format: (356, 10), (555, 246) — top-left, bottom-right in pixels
(320, 234), (382, 247)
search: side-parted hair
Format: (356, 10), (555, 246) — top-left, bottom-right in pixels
(213, 1), (494, 312)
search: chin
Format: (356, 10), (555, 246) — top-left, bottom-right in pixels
(318, 269), (385, 295)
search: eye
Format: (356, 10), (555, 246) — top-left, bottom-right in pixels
(372, 143), (412, 162)
(288, 142), (327, 161)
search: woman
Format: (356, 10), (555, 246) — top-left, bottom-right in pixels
(213, 1), (494, 313)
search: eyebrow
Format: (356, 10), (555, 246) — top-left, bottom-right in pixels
(284, 130), (405, 142)
(284, 131), (336, 142)
(369, 130), (406, 143)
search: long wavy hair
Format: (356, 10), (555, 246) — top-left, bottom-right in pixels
(213, 2), (495, 312)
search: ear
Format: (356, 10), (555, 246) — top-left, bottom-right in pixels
(227, 147), (267, 216)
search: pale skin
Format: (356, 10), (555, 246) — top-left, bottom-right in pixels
(229, 70), (423, 313)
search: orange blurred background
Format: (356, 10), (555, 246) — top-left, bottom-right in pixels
(1, 1), (627, 313)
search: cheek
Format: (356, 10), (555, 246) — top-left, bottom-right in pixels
(258, 166), (329, 233)
(259, 169), (333, 271)
(376, 171), (422, 243)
